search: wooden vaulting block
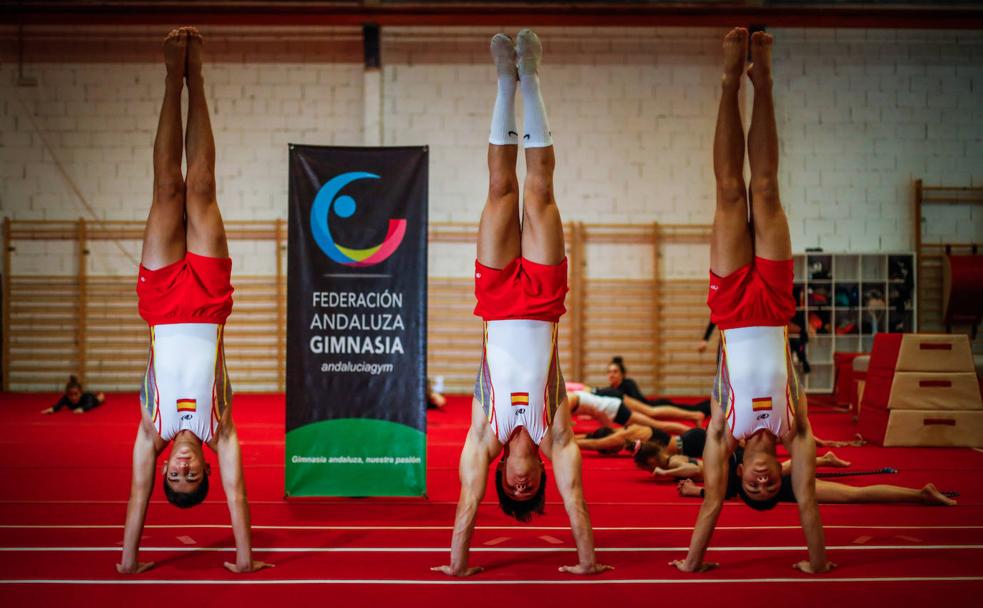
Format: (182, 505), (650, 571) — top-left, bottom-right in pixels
(859, 333), (983, 447)
(882, 410), (983, 448)
(895, 334), (976, 373)
(888, 372), (983, 411)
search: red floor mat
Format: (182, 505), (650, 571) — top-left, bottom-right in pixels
(1, 392), (981, 606)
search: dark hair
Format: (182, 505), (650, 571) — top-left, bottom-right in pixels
(586, 427), (621, 455)
(609, 356), (626, 375)
(494, 463), (546, 522)
(65, 375), (82, 392)
(163, 472), (209, 509)
(736, 481), (781, 511)
(648, 428), (671, 446)
(585, 427), (615, 440)
(632, 441), (663, 470)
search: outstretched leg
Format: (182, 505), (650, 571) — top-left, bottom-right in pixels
(477, 34), (521, 269)
(747, 31), (791, 262)
(516, 30), (564, 266)
(141, 29), (188, 270)
(623, 395), (704, 424)
(814, 480), (956, 506)
(710, 28), (753, 278)
(624, 412), (692, 437)
(183, 27), (228, 258)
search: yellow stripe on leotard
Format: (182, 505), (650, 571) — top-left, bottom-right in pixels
(719, 330), (732, 420)
(150, 326), (160, 424)
(482, 321), (493, 423)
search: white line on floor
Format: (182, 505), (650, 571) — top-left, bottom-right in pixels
(1, 524), (981, 531)
(0, 576), (981, 585)
(0, 545), (979, 553)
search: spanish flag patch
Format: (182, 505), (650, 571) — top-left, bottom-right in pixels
(751, 397), (772, 412)
(511, 392), (529, 407)
(176, 398), (197, 413)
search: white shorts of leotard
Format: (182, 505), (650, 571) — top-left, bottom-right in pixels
(473, 319), (565, 445)
(572, 391), (624, 425)
(141, 323), (232, 443)
(713, 325), (802, 441)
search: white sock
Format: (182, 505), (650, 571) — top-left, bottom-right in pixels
(519, 73), (552, 148)
(489, 74), (518, 146)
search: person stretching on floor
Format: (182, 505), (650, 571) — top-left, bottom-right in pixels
(433, 30), (611, 578)
(578, 425), (707, 461)
(575, 415), (857, 459)
(671, 28), (833, 575)
(635, 440), (850, 481)
(594, 357), (711, 416)
(676, 475), (956, 507)
(118, 28), (270, 575)
(41, 375), (105, 415)
(568, 390), (703, 435)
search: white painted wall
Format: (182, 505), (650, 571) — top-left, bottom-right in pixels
(2, 26), (982, 282)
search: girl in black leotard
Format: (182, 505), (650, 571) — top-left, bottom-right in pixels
(40, 375), (105, 415)
(594, 356), (712, 417)
(577, 425), (706, 461)
(677, 450), (956, 508)
(636, 442), (857, 486)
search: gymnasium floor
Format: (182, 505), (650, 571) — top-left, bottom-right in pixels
(1, 392), (981, 606)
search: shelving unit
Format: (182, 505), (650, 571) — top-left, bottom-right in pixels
(793, 253), (917, 392)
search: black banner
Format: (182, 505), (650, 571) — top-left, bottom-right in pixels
(286, 145), (428, 497)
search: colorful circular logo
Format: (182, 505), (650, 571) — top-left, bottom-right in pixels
(309, 172), (407, 267)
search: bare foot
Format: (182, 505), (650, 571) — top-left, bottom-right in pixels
(183, 26), (204, 78)
(820, 451), (851, 468)
(163, 28), (187, 81)
(921, 483), (957, 506)
(747, 30), (773, 89)
(677, 478), (702, 498)
(721, 27), (748, 86)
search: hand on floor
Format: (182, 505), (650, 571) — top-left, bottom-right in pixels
(431, 565), (484, 577)
(116, 561), (154, 575)
(668, 559), (718, 573)
(793, 560), (836, 574)
(558, 563), (613, 575)
(223, 560), (274, 573)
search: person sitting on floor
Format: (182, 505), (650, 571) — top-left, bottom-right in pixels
(594, 356), (711, 416)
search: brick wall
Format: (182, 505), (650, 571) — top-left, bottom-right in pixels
(2, 25), (982, 283)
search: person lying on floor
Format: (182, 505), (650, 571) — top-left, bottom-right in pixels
(577, 424), (705, 457)
(635, 440), (850, 481)
(568, 390), (703, 436)
(41, 375), (105, 415)
(577, 424), (862, 459)
(675, 473), (956, 507)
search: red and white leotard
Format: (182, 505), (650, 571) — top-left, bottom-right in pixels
(707, 257), (803, 441)
(472, 257), (568, 445)
(137, 252), (235, 442)
(141, 323), (231, 442)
